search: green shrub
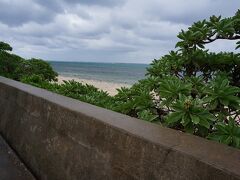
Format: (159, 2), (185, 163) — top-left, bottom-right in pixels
(113, 10), (240, 148)
(19, 59), (58, 82)
(0, 43), (57, 81)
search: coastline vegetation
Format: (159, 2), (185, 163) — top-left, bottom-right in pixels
(0, 10), (240, 148)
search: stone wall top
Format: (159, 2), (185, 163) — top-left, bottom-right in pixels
(0, 76), (239, 180)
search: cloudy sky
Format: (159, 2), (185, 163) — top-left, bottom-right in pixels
(0, 0), (239, 63)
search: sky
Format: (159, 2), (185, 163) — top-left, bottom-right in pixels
(0, 0), (239, 64)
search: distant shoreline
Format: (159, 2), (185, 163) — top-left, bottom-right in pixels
(50, 61), (147, 86)
(57, 75), (131, 96)
(48, 60), (149, 65)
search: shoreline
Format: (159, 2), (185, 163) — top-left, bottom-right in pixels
(57, 75), (131, 96)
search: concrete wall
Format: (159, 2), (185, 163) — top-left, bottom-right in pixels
(0, 76), (240, 180)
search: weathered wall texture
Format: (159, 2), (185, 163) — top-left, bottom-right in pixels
(0, 76), (240, 180)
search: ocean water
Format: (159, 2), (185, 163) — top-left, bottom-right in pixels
(49, 61), (149, 85)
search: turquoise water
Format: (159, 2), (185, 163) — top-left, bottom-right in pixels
(49, 61), (149, 85)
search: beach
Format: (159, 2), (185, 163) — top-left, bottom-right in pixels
(58, 75), (131, 96)
(51, 62), (146, 96)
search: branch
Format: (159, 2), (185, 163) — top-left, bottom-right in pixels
(202, 35), (240, 44)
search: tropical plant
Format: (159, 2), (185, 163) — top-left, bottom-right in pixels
(0, 41), (12, 51)
(140, 10), (240, 148)
(19, 58), (58, 81)
(0, 42), (57, 81)
(208, 118), (240, 148)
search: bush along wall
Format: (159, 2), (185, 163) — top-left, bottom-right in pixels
(0, 10), (240, 149)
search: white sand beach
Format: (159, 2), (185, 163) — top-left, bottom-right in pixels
(57, 75), (131, 96)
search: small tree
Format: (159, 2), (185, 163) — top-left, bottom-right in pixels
(19, 58), (58, 81)
(0, 42), (12, 52)
(0, 42), (58, 82)
(0, 42), (24, 79)
(115, 10), (240, 148)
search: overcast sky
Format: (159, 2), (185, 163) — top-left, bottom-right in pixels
(0, 0), (239, 63)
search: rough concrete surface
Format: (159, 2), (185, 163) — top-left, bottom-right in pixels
(0, 135), (35, 180)
(0, 76), (240, 180)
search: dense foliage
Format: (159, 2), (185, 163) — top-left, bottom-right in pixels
(0, 10), (240, 149)
(121, 10), (240, 148)
(21, 76), (115, 109)
(0, 42), (57, 81)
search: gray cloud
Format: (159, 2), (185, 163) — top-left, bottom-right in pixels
(33, 0), (63, 11)
(63, 0), (126, 7)
(157, 0), (240, 24)
(0, 0), (59, 26)
(0, 0), (239, 63)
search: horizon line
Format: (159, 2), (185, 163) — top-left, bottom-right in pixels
(47, 60), (149, 65)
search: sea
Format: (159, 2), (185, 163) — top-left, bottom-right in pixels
(49, 61), (149, 85)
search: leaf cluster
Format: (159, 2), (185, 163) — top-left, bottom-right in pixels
(0, 43), (58, 81)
